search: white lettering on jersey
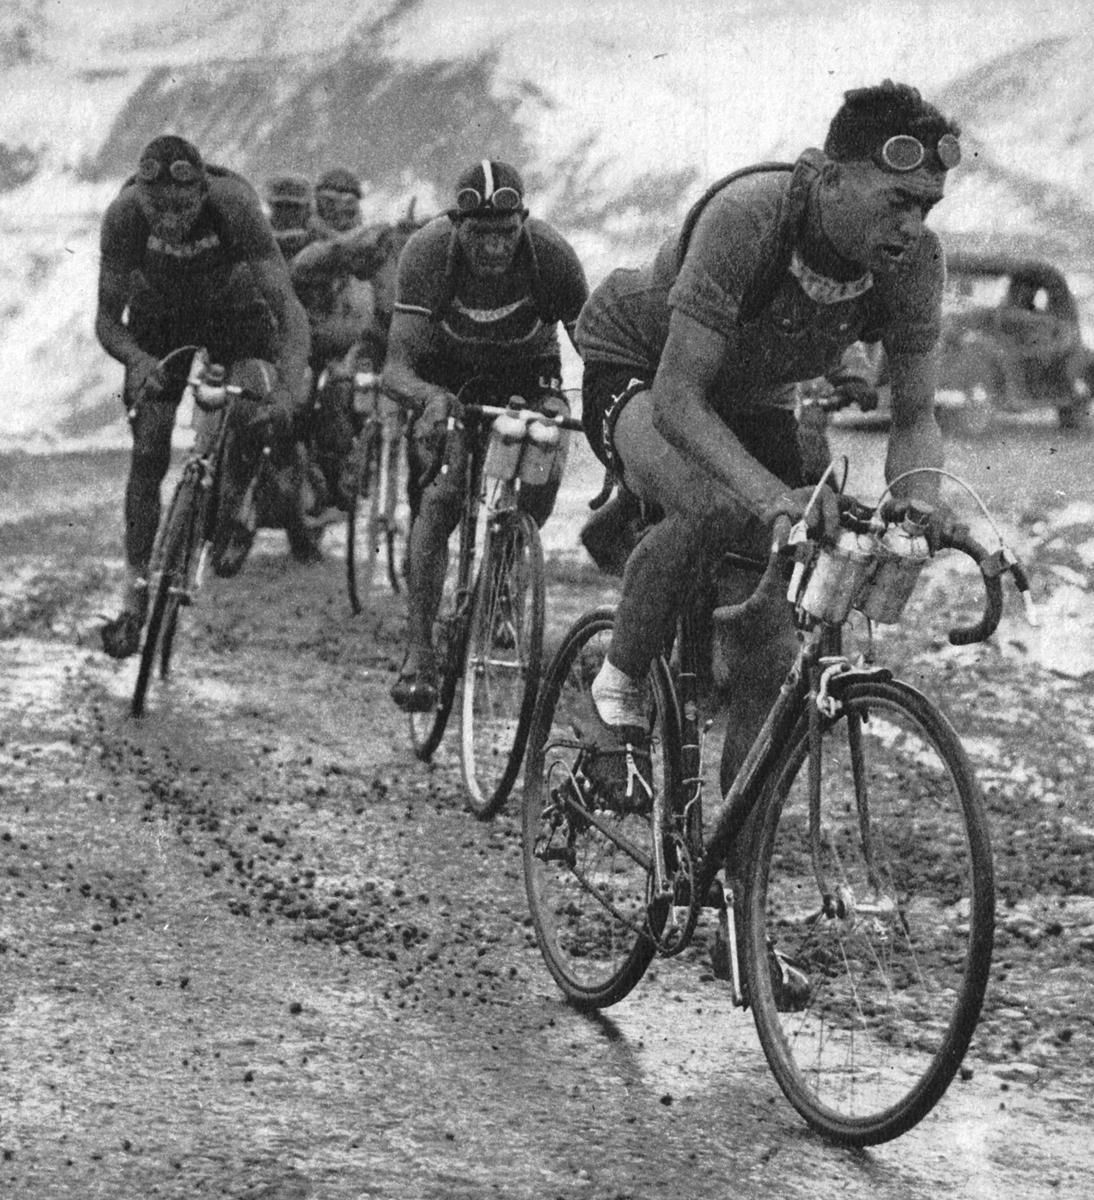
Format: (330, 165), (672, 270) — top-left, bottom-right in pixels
(147, 233), (221, 259)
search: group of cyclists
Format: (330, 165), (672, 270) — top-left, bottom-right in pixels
(94, 79), (965, 808)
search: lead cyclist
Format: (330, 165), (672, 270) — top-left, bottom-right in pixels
(573, 80), (963, 809)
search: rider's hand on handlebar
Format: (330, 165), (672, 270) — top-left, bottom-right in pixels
(248, 383), (299, 447)
(413, 391), (461, 455)
(125, 353), (167, 414)
(761, 484), (841, 542)
(826, 370), (878, 413)
(880, 496), (966, 555)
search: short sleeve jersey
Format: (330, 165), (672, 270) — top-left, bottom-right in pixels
(99, 168), (280, 317)
(393, 215), (588, 378)
(576, 165), (944, 413)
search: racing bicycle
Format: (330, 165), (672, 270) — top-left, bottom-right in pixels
(130, 348), (275, 717)
(521, 467), (1035, 1144)
(408, 378), (584, 819)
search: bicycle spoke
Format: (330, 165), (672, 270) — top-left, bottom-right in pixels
(747, 683), (993, 1144)
(522, 612), (679, 1008)
(461, 512), (544, 818)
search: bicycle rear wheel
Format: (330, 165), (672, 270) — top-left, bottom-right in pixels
(522, 608), (681, 1009)
(745, 679), (994, 1145)
(460, 510), (545, 819)
(131, 468), (207, 717)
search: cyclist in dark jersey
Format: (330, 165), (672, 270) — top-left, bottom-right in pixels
(309, 166), (364, 238)
(264, 172), (314, 261)
(574, 81), (962, 806)
(383, 159), (589, 712)
(95, 134), (311, 658)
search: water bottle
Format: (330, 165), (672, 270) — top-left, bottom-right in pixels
(798, 502), (878, 624)
(856, 501), (932, 624)
(518, 416), (561, 486)
(483, 398), (526, 481)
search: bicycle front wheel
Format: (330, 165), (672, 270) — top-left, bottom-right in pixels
(745, 679), (994, 1145)
(522, 608), (681, 1009)
(131, 468), (207, 717)
(407, 557), (467, 764)
(460, 510), (545, 819)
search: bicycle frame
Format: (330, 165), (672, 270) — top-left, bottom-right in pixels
(440, 396), (578, 655)
(146, 359), (269, 609)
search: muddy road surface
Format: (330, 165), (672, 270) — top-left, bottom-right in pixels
(2, 422), (1093, 1199)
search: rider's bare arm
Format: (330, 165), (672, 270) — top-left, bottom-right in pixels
(95, 260), (155, 370)
(250, 254), (312, 409)
(383, 310), (455, 417)
(883, 346), (944, 504)
(651, 309), (797, 517)
(291, 225), (391, 285)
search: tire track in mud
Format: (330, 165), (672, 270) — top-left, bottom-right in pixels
(81, 639), (543, 1027)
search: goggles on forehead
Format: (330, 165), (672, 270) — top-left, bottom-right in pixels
(876, 132), (961, 173)
(455, 184), (524, 216)
(137, 158), (204, 185)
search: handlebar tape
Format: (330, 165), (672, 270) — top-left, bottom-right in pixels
(942, 530), (1004, 645)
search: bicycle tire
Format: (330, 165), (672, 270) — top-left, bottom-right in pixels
(460, 509), (545, 819)
(382, 433), (405, 594)
(208, 424), (259, 578)
(346, 426), (380, 615)
(521, 607), (681, 1009)
(406, 558), (466, 764)
(131, 469), (206, 717)
(744, 679), (994, 1145)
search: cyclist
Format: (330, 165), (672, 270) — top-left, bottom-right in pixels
(95, 134), (311, 658)
(264, 172), (314, 260)
(574, 80), (962, 807)
(309, 166), (364, 238)
(383, 159), (589, 712)
(288, 211), (408, 518)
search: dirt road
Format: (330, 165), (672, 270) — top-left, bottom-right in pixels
(2, 423), (1093, 1199)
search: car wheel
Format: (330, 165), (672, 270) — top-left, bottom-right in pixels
(1058, 377), (1092, 433)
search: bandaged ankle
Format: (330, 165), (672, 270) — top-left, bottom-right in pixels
(591, 660), (647, 728)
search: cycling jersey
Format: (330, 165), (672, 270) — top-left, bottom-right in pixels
(576, 159), (943, 418)
(393, 215), (588, 379)
(100, 167), (281, 320)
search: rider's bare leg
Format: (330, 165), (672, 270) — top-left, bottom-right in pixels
(402, 453), (464, 668)
(122, 386), (177, 610)
(599, 390), (797, 763)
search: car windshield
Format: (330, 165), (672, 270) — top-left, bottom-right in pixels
(943, 273), (1008, 315)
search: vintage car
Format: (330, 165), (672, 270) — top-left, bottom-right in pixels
(833, 253), (1094, 436)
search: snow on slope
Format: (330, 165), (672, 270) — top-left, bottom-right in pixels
(0, 0), (1092, 450)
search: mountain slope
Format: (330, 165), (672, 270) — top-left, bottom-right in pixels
(2, 3), (1093, 449)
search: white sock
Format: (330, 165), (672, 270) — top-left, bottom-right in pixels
(591, 660), (647, 728)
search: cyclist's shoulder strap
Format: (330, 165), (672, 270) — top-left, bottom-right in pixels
(675, 150), (827, 326)
(432, 222), (547, 324)
(674, 161), (795, 270)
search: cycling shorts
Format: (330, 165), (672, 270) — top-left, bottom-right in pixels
(581, 360), (809, 488)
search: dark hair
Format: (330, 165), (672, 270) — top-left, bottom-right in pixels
(266, 173), (311, 204)
(824, 80), (960, 165)
(137, 134), (204, 180)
